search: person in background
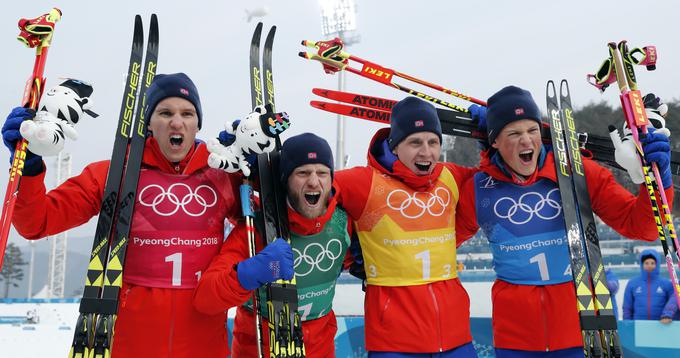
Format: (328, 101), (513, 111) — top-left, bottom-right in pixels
(623, 249), (678, 323)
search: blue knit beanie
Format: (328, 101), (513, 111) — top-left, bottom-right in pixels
(387, 97), (442, 150)
(486, 86), (542, 144)
(143, 73), (203, 128)
(280, 133), (334, 184)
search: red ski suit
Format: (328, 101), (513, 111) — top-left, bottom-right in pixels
(193, 185), (350, 357)
(456, 149), (673, 351)
(12, 138), (241, 358)
(334, 128), (477, 353)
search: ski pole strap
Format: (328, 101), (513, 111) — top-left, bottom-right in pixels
(18, 8), (62, 35)
(299, 38), (350, 74)
(625, 45), (657, 70)
(17, 30), (43, 48)
(16, 8), (61, 49)
(299, 50), (348, 73)
(587, 42), (656, 93)
(587, 55), (616, 92)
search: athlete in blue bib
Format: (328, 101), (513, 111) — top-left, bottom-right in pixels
(457, 86), (673, 357)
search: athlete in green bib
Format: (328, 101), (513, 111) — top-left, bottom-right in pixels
(194, 133), (352, 358)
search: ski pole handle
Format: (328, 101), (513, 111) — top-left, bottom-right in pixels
(299, 50), (348, 71)
(16, 8), (61, 51)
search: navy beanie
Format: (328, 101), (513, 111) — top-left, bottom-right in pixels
(486, 86), (542, 144)
(143, 73), (203, 128)
(280, 133), (334, 184)
(387, 97), (442, 150)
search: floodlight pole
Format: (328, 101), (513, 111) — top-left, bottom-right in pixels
(320, 0), (359, 170)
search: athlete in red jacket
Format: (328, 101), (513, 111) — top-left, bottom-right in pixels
(457, 86), (674, 358)
(3, 73), (244, 357)
(194, 133), (352, 357)
(334, 97), (478, 357)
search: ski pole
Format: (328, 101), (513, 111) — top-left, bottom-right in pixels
(240, 181), (266, 358)
(606, 41), (680, 307)
(616, 41), (680, 280)
(0, 8), (61, 270)
(298, 39), (474, 113)
(301, 38), (486, 106)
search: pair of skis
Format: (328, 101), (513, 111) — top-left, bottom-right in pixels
(0, 8), (62, 271)
(69, 14), (158, 358)
(245, 22), (305, 357)
(309, 87), (680, 175)
(546, 80), (620, 358)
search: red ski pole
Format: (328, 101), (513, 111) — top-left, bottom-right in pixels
(0, 8), (62, 270)
(299, 38), (487, 108)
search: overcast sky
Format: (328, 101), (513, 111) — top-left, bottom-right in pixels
(2, 0), (679, 246)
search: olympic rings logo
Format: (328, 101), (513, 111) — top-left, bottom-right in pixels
(386, 187), (451, 219)
(138, 183), (218, 217)
(493, 188), (561, 225)
(293, 239), (344, 277)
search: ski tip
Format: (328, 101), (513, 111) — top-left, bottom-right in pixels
(546, 80), (556, 98)
(133, 15), (144, 43)
(310, 100), (325, 109)
(251, 22), (263, 45)
(312, 88), (328, 96)
(149, 15), (159, 42)
(560, 79), (570, 98)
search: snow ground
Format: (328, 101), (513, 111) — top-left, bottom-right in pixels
(0, 281), (629, 357)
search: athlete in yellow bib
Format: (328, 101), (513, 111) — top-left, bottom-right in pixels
(335, 96), (478, 356)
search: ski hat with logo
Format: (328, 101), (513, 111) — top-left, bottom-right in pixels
(280, 132), (334, 184)
(387, 96), (442, 150)
(486, 85), (542, 144)
(143, 72), (203, 129)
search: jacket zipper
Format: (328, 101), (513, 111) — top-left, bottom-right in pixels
(541, 287), (549, 351)
(120, 287), (131, 309)
(428, 284), (443, 352)
(647, 273), (651, 320)
(381, 296), (391, 324)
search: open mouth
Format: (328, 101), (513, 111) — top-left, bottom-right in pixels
(414, 161), (432, 172)
(304, 192), (321, 205)
(519, 150), (533, 163)
(170, 134), (184, 147)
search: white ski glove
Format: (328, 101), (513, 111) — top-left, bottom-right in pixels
(610, 93), (670, 184)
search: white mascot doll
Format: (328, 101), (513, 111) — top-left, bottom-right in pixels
(207, 104), (290, 177)
(20, 79), (97, 156)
